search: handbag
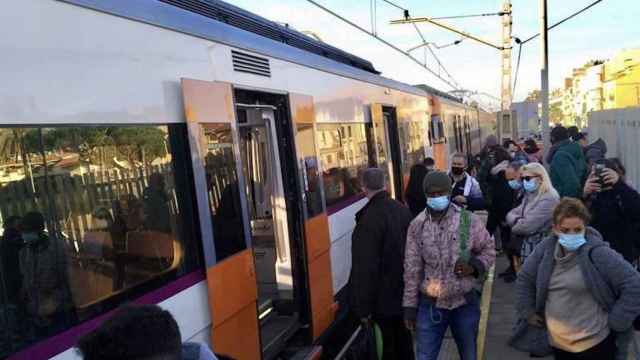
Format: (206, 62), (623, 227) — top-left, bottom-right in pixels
(508, 317), (553, 357)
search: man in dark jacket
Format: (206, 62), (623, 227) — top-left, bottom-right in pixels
(584, 159), (640, 263)
(349, 167), (414, 359)
(549, 126), (587, 198)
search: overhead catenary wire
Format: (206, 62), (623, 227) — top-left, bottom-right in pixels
(304, 0), (459, 90)
(512, 0), (604, 99)
(518, 0), (603, 45)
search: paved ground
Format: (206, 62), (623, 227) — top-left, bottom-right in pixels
(482, 256), (550, 360)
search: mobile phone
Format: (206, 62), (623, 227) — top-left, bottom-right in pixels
(594, 163), (605, 186)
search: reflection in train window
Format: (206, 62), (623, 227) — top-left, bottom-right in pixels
(201, 124), (247, 261)
(0, 125), (200, 358)
(400, 119), (427, 175)
(295, 124), (324, 218)
(317, 123), (369, 208)
(430, 115), (445, 143)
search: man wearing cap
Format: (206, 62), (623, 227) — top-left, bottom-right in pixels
(403, 171), (495, 360)
(349, 168), (414, 359)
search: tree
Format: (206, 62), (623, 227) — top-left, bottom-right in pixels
(550, 102), (563, 123)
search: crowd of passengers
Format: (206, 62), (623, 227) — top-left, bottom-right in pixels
(4, 126), (640, 360)
(349, 125), (640, 360)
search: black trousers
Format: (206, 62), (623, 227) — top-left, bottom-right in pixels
(374, 316), (415, 360)
(553, 333), (616, 360)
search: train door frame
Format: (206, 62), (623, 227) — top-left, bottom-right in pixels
(370, 104), (404, 201)
(233, 88), (310, 359)
(180, 79), (312, 360)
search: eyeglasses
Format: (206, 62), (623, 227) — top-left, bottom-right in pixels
(522, 175), (540, 182)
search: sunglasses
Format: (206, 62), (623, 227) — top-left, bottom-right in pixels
(522, 175), (540, 182)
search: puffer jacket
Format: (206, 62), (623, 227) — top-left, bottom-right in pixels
(516, 227), (640, 333)
(506, 190), (560, 261)
(550, 140), (587, 198)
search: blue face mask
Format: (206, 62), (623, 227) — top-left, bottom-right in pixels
(508, 179), (522, 190)
(427, 196), (450, 211)
(523, 178), (539, 193)
(557, 232), (587, 251)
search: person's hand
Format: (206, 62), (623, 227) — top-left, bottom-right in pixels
(583, 174), (602, 196)
(453, 195), (467, 205)
(454, 259), (475, 277)
(527, 313), (545, 328)
(602, 168), (620, 187)
(405, 319), (416, 331)
(360, 315), (372, 325)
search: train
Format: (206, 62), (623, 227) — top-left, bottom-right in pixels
(0, 0), (495, 359)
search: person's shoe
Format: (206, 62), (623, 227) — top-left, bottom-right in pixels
(503, 273), (517, 283)
(498, 267), (515, 278)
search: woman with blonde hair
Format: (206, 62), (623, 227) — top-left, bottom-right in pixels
(506, 162), (560, 263)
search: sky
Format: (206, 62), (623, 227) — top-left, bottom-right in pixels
(228, 0), (639, 107)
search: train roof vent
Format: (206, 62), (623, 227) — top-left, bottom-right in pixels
(232, 50), (271, 77)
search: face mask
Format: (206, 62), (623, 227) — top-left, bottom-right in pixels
(557, 232), (587, 251)
(451, 167), (464, 176)
(523, 178), (539, 193)
(508, 179), (522, 190)
(427, 196), (450, 211)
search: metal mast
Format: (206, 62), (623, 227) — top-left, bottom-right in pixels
(501, 0), (513, 139)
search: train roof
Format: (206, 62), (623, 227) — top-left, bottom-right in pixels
(65, 0), (431, 97)
(414, 84), (462, 103)
(159, 0), (380, 75)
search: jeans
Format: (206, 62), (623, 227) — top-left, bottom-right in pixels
(415, 294), (481, 360)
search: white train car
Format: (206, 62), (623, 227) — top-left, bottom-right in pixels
(0, 1), (494, 359)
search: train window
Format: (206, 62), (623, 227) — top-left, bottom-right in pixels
(295, 123), (324, 218)
(399, 120), (427, 176)
(0, 125), (201, 358)
(201, 124), (247, 262)
(317, 123), (368, 210)
(430, 115), (445, 143)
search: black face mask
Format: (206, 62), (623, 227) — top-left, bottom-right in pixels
(451, 166), (464, 176)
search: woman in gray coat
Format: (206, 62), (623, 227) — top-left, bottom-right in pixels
(516, 198), (640, 360)
(506, 163), (560, 264)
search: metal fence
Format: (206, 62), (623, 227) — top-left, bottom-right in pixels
(588, 107), (640, 188)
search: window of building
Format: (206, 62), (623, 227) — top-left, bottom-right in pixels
(317, 123), (369, 210)
(0, 125), (201, 358)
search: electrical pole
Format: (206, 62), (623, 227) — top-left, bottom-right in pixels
(540, 0), (551, 156)
(501, 0), (513, 139)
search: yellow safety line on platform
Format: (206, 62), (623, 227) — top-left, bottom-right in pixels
(477, 264), (495, 360)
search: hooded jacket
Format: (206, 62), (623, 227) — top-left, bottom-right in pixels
(550, 140), (588, 198)
(588, 181), (640, 262)
(584, 138), (607, 166)
(516, 227), (640, 332)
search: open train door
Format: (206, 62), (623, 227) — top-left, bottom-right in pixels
(181, 79), (261, 360)
(370, 104), (404, 201)
(289, 94), (335, 342)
